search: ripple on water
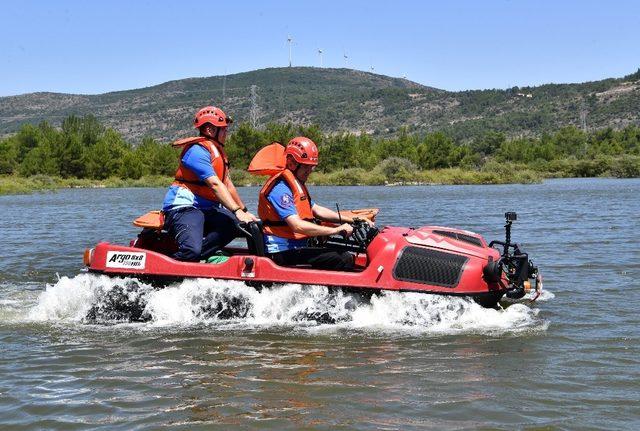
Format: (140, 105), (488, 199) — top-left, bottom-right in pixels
(2, 180), (639, 429)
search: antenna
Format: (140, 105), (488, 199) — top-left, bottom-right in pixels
(287, 35), (293, 67)
(343, 50), (348, 67)
(318, 48), (323, 67)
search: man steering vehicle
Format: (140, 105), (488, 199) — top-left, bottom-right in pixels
(257, 137), (373, 271)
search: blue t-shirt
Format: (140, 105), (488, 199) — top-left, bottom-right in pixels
(162, 144), (219, 211)
(263, 179), (315, 253)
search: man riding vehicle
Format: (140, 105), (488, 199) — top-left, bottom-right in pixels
(162, 105), (258, 262)
(258, 137), (373, 271)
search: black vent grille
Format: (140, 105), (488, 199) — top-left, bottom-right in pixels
(433, 230), (483, 247)
(393, 247), (468, 288)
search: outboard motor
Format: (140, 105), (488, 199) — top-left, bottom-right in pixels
(485, 212), (542, 300)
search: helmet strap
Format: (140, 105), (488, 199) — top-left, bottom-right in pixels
(286, 159), (301, 178)
(213, 127), (223, 146)
(293, 162), (314, 184)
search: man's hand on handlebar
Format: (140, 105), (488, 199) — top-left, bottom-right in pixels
(235, 209), (259, 223)
(333, 223), (354, 238)
(352, 217), (375, 228)
(358, 217), (375, 227)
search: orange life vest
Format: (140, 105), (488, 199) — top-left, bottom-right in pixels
(258, 169), (315, 240)
(171, 137), (229, 202)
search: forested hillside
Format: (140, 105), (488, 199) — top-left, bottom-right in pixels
(1, 67), (639, 143)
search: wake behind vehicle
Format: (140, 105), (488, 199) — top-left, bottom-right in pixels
(84, 211), (541, 308)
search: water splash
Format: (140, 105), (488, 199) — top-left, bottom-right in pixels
(27, 274), (137, 322)
(24, 274), (547, 334)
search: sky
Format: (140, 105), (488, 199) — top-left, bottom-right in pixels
(1, 0), (639, 96)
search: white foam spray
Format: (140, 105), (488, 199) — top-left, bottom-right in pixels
(26, 274), (548, 335)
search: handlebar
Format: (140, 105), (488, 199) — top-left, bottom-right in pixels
(323, 218), (379, 251)
(237, 220), (263, 238)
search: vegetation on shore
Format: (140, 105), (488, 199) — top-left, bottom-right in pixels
(3, 67), (640, 144)
(0, 115), (639, 195)
(0, 174), (171, 195)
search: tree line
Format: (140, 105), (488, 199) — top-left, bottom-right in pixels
(1, 114), (639, 180)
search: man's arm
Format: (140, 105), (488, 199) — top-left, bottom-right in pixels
(312, 204), (375, 226)
(285, 214), (353, 237)
(183, 146), (257, 222)
(203, 176), (257, 222)
(312, 204), (355, 224)
(224, 175), (246, 211)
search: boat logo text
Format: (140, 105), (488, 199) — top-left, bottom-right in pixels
(106, 251), (147, 269)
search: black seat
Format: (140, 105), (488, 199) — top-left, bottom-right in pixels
(238, 221), (265, 257)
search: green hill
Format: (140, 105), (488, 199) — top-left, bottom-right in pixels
(1, 67), (639, 143)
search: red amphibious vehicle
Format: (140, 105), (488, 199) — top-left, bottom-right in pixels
(84, 210), (541, 308)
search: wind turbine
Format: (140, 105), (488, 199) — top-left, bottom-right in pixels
(287, 35), (293, 67)
(318, 48), (323, 67)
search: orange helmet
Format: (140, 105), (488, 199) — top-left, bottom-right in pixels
(286, 137), (319, 166)
(193, 106), (233, 129)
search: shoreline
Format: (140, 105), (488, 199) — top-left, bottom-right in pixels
(0, 169), (637, 196)
(0, 169), (539, 196)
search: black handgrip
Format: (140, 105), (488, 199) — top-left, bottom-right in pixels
(237, 220), (262, 237)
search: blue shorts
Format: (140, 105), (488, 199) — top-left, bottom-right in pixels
(164, 205), (239, 261)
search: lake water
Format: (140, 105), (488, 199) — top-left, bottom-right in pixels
(0, 179), (638, 430)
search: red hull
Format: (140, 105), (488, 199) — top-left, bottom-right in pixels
(86, 226), (507, 303)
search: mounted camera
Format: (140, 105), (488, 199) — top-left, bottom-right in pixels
(487, 211), (541, 300)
